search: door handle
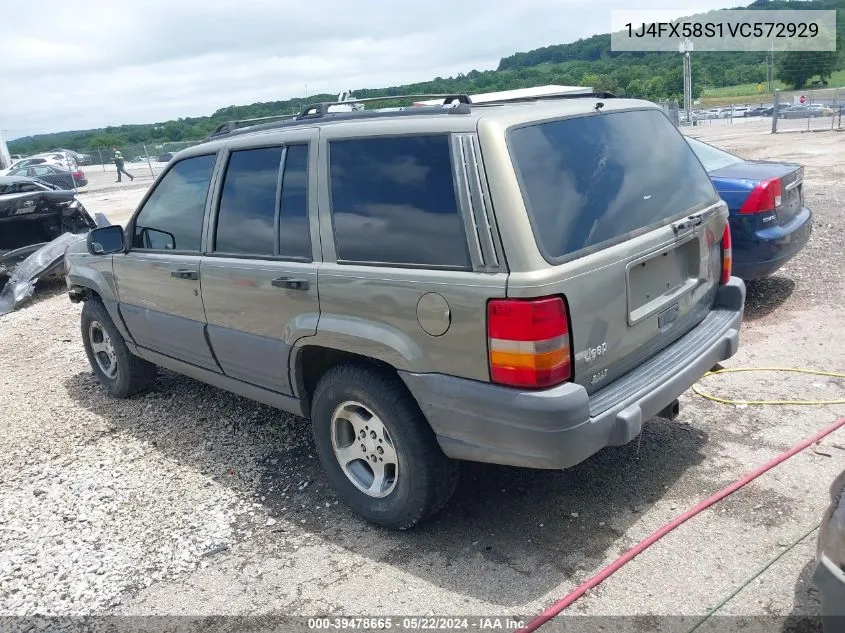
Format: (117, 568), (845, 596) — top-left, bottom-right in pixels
(271, 276), (309, 291)
(170, 269), (199, 280)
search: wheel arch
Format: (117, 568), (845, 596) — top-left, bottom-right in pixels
(291, 344), (397, 418)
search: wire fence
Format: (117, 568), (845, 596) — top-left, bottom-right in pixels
(658, 100), (681, 127)
(771, 87), (845, 133)
(76, 140), (206, 172)
(679, 86), (845, 132)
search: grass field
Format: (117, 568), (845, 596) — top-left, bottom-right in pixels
(699, 69), (845, 105)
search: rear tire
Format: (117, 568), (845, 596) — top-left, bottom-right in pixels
(81, 298), (156, 398)
(311, 363), (458, 530)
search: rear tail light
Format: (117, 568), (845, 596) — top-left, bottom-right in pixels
(721, 224), (732, 284)
(739, 177), (782, 214)
(487, 297), (571, 388)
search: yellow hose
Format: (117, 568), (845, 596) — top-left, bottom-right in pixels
(692, 367), (845, 406)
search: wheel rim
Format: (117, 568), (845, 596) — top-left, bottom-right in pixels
(88, 320), (118, 379)
(330, 400), (399, 498)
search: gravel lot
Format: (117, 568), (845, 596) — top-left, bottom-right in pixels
(1, 123), (843, 628)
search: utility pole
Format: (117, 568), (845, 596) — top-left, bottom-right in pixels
(679, 39), (693, 123)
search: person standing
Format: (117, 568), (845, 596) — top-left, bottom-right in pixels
(112, 147), (134, 182)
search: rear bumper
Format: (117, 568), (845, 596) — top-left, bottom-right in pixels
(813, 556), (845, 631)
(400, 278), (745, 470)
(733, 207), (812, 280)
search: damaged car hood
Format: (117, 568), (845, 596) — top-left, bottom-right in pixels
(0, 184), (97, 277)
(0, 188), (78, 220)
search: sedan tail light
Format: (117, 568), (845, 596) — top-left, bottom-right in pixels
(739, 177), (782, 214)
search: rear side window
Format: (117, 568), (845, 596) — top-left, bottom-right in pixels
(215, 147), (282, 256)
(509, 109), (718, 262)
(278, 144), (311, 260)
(329, 135), (470, 268)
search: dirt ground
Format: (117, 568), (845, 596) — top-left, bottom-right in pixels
(1, 122), (843, 630)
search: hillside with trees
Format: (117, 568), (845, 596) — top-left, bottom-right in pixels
(9, 0), (843, 155)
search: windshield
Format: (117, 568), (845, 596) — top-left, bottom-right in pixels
(685, 137), (744, 172)
(508, 108), (718, 262)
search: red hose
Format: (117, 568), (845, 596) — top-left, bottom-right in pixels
(518, 416), (845, 633)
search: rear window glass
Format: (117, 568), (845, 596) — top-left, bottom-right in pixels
(509, 109), (718, 262)
(328, 135), (470, 268)
(685, 137), (743, 172)
(215, 147), (281, 256)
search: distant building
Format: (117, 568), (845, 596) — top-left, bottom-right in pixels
(0, 130), (11, 171)
(411, 85), (594, 107)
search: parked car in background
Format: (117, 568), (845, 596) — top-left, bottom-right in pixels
(813, 469), (845, 632)
(808, 103), (836, 116)
(744, 106), (772, 117)
(156, 151), (175, 162)
(48, 148), (90, 165)
(46, 151), (80, 168)
(686, 136), (812, 279)
(6, 163), (87, 189)
(132, 155), (155, 163)
(67, 95), (745, 529)
(0, 155), (66, 176)
(780, 105), (821, 119)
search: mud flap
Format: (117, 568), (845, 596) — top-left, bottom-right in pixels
(0, 232), (87, 315)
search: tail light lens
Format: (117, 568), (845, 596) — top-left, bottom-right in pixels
(721, 224), (732, 284)
(487, 297), (571, 388)
(739, 177), (782, 214)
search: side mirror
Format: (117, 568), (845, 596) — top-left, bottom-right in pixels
(87, 225), (125, 255)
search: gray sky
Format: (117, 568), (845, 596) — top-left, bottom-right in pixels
(2, 0), (743, 139)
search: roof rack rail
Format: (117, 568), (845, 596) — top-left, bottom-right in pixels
(206, 113), (300, 139)
(296, 93), (471, 119)
(474, 91), (618, 106)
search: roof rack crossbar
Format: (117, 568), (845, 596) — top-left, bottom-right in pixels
(472, 91), (618, 106)
(207, 113), (300, 139)
(296, 93), (471, 119)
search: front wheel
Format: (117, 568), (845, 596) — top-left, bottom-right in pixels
(311, 364), (458, 530)
(81, 298), (156, 398)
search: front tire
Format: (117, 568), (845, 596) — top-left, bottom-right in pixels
(311, 364), (458, 530)
(81, 298), (156, 398)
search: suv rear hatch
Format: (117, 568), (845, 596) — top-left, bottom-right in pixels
(504, 107), (728, 404)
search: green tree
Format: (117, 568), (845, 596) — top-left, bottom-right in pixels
(777, 50), (839, 89)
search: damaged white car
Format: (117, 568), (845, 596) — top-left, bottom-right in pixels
(0, 176), (106, 313)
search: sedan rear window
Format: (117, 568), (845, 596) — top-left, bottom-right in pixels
(685, 136), (744, 172)
(509, 109), (718, 262)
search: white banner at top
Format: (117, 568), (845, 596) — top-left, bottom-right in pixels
(611, 10), (837, 52)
